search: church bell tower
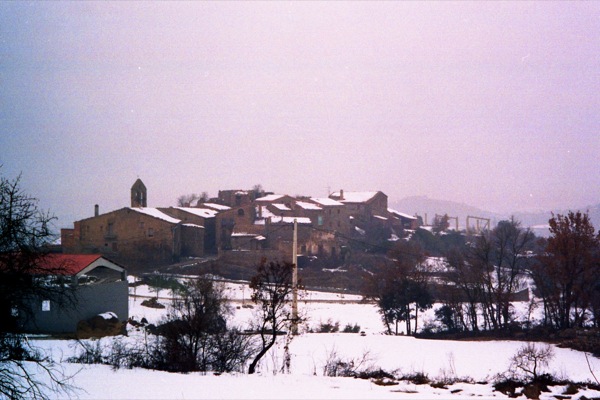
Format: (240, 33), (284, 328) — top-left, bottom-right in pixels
(131, 178), (147, 208)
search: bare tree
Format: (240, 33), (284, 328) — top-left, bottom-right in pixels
(534, 211), (599, 329)
(432, 214), (450, 234)
(247, 259), (301, 374)
(363, 241), (432, 335)
(466, 219), (535, 330)
(153, 277), (231, 372)
(0, 170), (76, 399)
(177, 192), (210, 207)
(509, 342), (554, 380)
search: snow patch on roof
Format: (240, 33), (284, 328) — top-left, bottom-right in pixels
(231, 233), (267, 241)
(256, 194), (286, 202)
(232, 232), (258, 237)
(257, 205), (276, 219)
(255, 216), (312, 225)
(374, 215), (388, 221)
(296, 201), (322, 210)
(182, 223), (204, 229)
(272, 203), (291, 211)
(129, 208), (180, 224)
(388, 208), (417, 220)
(176, 207), (219, 218)
(200, 203), (231, 211)
(310, 197), (344, 206)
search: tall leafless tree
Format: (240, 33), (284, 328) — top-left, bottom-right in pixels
(534, 211), (600, 329)
(0, 169), (76, 399)
(247, 259), (300, 374)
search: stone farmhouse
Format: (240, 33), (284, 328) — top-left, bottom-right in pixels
(61, 180), (419, 270)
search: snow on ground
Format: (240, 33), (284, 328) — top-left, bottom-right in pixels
(26, 279), (600, 399)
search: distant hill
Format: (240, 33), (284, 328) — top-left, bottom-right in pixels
(390, 196), (504, 230)
(512, 203), (600, 237)
(390, 196), (600, 237)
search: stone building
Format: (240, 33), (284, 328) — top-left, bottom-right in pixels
(61, 180), (205, 269)
(158, 207), (218, 253)
(329, 190), (389, 221)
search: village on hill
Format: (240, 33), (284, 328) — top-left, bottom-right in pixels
(60, 179), (422, 272)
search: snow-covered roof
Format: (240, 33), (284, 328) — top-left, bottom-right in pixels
(257, 205), (276, 219)
(296, 201), (322, 210)
(374, 215), (388, 221)
(182, 223), (204, 229)
(276, 216), (311, 224)
(255, 194), (287, 202)
(388, 208), (417, 220)
(231, 232), (267, 241)
(310, 197), (344, 207)
(176, 207), (219, 219)
(255, 216), (312, 225)
(200, 203), (231, 211)
(129, 208), (181, 224)
(331, 191), (380, 203)
(272, 203), (291, 211)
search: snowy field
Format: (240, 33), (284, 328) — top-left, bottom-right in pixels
(27, 280), (600, 399)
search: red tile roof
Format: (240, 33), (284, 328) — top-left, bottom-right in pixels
(37, 254), (103, 275)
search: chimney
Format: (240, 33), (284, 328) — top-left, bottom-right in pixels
(339, 189), (344, 200)
(94, 204), (99, 217)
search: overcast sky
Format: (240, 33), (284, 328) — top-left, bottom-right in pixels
(1, 1), (599, 229)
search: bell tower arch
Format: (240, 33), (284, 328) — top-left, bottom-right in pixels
(131, 178), (147, 207)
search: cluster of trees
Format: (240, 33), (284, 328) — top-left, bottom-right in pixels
(70, 259), (300, 377)
(366, 213), (600, 334)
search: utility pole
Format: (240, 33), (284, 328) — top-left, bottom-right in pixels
(292, 218), (299, 335)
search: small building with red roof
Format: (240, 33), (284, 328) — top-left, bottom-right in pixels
(21, 254), (128, 335)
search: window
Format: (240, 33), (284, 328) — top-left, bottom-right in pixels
(238, 209), (245, 217)
(147, 228), (154, 237)
(42, 300), (51, 311)
(318, 215), (323, 226)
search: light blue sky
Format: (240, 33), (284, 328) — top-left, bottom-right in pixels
(1, 2), (599, 229)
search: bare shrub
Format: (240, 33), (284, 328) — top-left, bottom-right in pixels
(342, 323), (361, 333)
(322, 347), (374, 377)
(509, 342), (555, 380)
(317, 319), (339, 333)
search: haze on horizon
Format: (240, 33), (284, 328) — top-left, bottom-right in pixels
(1, 2), (599, 229)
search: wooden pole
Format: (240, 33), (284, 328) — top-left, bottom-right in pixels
(292, 218), (298, 335)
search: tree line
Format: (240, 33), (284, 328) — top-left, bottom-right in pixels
(363, 212), (600, 334)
